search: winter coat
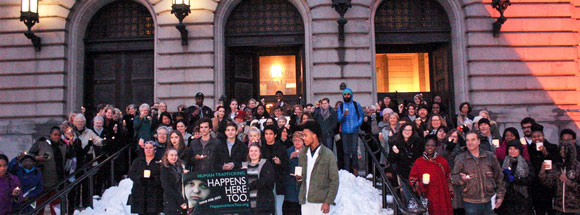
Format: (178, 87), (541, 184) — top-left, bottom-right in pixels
(409, 155), (453, 215)
(477, 132), (502, 152)
(314, 107), (338, 140)
(336, 96), (364, 134)
(539, 142), (580, 213)
(214, 138), (248, 170)
(160, 164), (187, 215)
(528, 140), (559, 205)
(246, 160), (276, 213)
(8, 158), (43, 200)
(74, 128), (104, 165)
(28, 138), (71, 189)
(388, 136), (425, 179)
(133, 115), (153, 141)
(298, 145), (339, 205)
(496, 158), (534, 215)
(261, 141), (289, 195)
(181, 137), (220, 173)
(128, 157), (163, 214)
(0, 174), (21, 215)
(451, 150), (506, 204)
(285, 146), (301, 203)
(185, 105), (213, 132)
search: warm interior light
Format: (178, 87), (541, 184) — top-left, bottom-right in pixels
(271, 65), (283, 78)
(375, 53), (430, 93)
(173, 0), (189, 5)
(286, 83), (296, 88)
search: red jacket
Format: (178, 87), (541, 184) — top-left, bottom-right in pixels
(409, 155), (453, 215)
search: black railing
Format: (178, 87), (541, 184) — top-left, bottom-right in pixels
(359, 133), (427, 215)
(17, 144), (132, 215)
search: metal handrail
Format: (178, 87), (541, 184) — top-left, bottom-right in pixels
(359, 133), (427, 215)
(15, 150), (109, 212)
(18, 144), (131, 215)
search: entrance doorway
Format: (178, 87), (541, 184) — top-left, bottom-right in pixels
(375, 0), (454, 114)
(224, 0), (305, 107)
(83, 0), (154, 115)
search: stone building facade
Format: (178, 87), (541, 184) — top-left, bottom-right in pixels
(0, 0), (579, 158)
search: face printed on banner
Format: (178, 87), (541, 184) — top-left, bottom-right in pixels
(185, 179), (211, 208)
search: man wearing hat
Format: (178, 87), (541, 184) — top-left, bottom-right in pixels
(336, 88), (364, 175)
(8, 153), (43, 212)
(185, 92), (213, 131)
(477, 118), (502, 152)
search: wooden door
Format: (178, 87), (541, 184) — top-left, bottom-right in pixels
(84, 51), (154, 115)
(429, 43), (454, 114)
(226, 48), (259, 104)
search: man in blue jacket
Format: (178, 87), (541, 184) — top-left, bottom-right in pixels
(337, 88), (364, 175)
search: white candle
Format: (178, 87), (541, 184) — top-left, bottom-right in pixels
(492, 139), (500, 147)
(422, 173), (430, 184)
(143, 170), (151, 178)
(536, 142), (544, 151)
(295, 166), (302, 176)
(543, 160), (552, 170)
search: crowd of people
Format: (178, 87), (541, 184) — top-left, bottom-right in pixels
(1, 89), (579, 215)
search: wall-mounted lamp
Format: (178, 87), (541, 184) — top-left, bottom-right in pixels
(171, 0), (191, 45)
(331, 0), (352, 41)
(20, 0), (41, 51)
(491, 0), (511, 37)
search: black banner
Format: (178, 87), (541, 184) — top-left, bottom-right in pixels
(182, 170), (250, 214)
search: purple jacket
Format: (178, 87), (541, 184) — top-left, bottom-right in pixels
(0, 174), (21, 215)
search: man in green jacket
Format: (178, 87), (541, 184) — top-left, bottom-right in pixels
(293, 120), (339, 214)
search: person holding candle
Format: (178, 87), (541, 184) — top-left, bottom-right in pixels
(495, 127), (531, 163)
(539, 139), (580, 214)
(495, 140), (534, 215)
(128, 141), (163, 215)
(260, 125), (289, 215)
(451, 131), (505, 215)
(284, 131), (304, 215)
(409, 135), (453, 215)
(0, 154), (23, 215)
(528, 123), (559, 215)
(214, 122), (248, 171)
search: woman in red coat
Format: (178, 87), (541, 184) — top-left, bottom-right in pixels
(409, 135), (453, 215)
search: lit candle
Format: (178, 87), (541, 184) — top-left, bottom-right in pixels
(143, 170), (151, 178)
(492, 139), (500, 147)
(543, 160), (552, 170)
(422, 173), (430, 184)
(295, 166), (302, 176)
(536, 142), (544, 151)
(520, 137), (527, 145)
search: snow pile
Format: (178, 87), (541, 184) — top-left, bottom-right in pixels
(331, 170), (392, 215)
(75, 171), (393, 215)
(74, 179), (133, 215)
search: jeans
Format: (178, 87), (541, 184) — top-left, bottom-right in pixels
(324, 136), (334, 151)
(341, 133), (359, 171)
(273, 185), (284, 215)
(463, 202), (493, 215)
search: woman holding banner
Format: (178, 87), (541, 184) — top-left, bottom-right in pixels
(243, 143), (275, 214)
(160, 148), (188, 215)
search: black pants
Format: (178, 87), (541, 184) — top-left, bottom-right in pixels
(282, 201), (301, 215)
(534, 203), (555, 215)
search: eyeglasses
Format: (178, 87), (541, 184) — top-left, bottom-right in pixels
(522, 126), (531, 130)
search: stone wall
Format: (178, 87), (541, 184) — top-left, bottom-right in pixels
(0, 0), (579, 158)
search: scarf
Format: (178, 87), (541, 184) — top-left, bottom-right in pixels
(320, 108), (330, 121)
(422, 151), (438, 161)
(502, 155), (529, 198)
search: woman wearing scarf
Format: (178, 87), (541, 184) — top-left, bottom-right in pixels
(496, 140), (534, 215)
(409, 135), (453, 215)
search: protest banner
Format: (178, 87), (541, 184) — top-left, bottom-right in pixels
(182, 170), (249, 214)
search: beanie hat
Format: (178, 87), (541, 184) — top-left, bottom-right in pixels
(478, 118), (491, 127)
(506, 139), (524, 153)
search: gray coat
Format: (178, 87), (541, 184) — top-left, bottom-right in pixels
(28, 138), (70, 189)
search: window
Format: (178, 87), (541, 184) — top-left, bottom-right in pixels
(259, 55), (297, 95)
(376, 53), (430, 93)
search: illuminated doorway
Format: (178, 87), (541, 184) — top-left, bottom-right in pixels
(375, 0), (453, 113)
(224, 0), (305, 105)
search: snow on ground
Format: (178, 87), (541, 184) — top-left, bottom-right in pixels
(331, 170), (392, 215)
(74, 179), (133, 215)
(75, 170), (392, 215)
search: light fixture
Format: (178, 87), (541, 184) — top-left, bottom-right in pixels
(20, 0), (41, 51)
(491, 0), (511, 37)
(171, 0), (191, 45)
(271, 65), (283, 78)
(331, 0), (352, 41)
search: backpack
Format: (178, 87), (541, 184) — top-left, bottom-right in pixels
(340, 101), (360, 119)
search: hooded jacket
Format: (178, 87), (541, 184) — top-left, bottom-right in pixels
(539, 141), (580, 213)
(337, 88), (364, 134)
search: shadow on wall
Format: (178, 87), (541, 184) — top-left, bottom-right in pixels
(465, 0), (580, 143)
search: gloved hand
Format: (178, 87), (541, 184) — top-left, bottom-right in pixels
(502, 168), (512, 177)
(507, 175), (515, 183)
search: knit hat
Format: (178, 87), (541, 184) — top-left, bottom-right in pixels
(531, 123), (544, 133)
(20, 154), (35, 162)
(478, 118), (491, 127)
(342, 88), (353, 96)
(506, 139), (524, 153)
